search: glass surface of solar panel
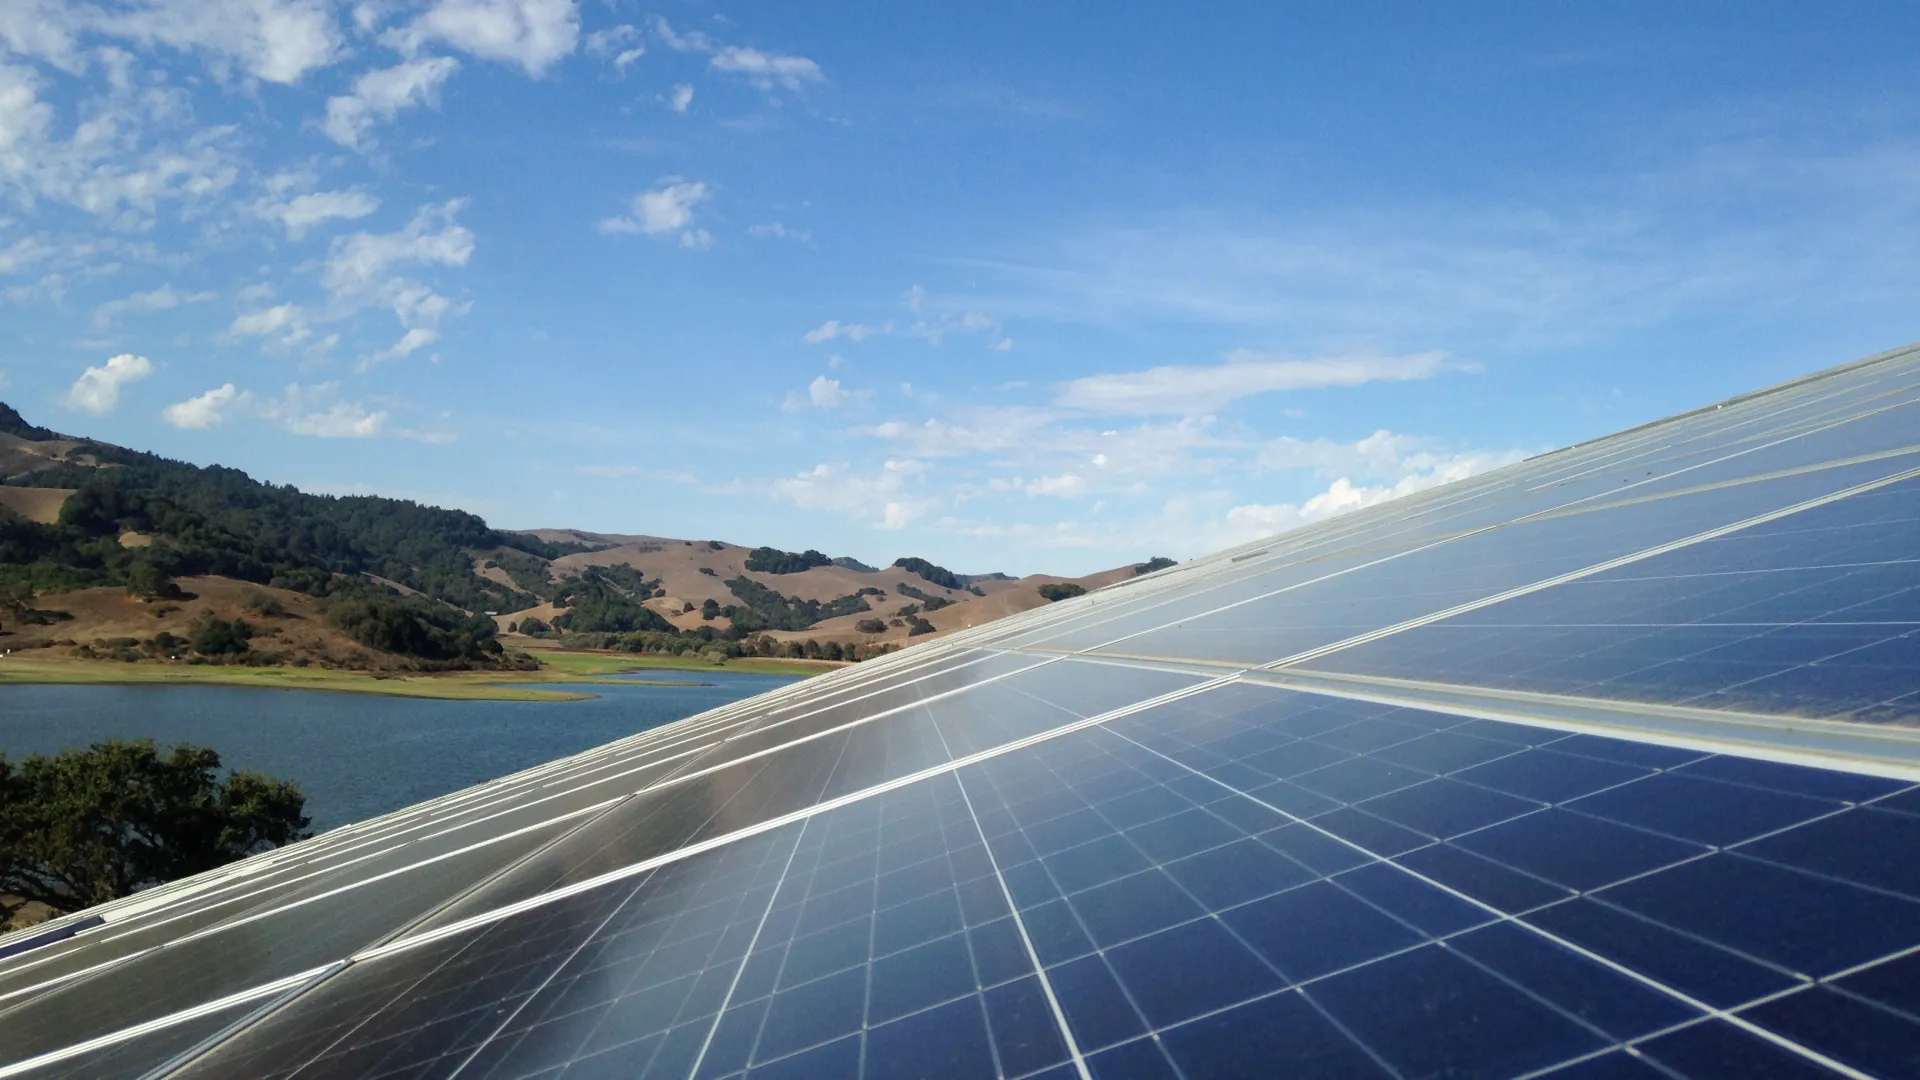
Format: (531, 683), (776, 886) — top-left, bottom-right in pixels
(6, 344), (1920, 1080)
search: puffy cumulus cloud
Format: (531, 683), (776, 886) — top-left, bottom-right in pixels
(710, 46), (822, 91)
(160, 381), (242, 428)
(161, 380), (388, 437)
(252, 188), (380, 239)
(584, 24), (642, 70)
(91, 283), (216, 326)
(1056, 351), (1453, 415)
(728, 459), (934, 530)
(323, 56), (460, 151)
(1216, 446), (1529, 547)
(782, 374), (870, 412)
(384, 0), (579, 76)
(66, 352), (152, 413)
(90, 0), (343, 85)
(598, 179), (709, 247)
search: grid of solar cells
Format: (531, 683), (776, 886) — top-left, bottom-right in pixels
(4, 344), (1920, 1079)
(1312, 474), (1920, 722)
(957, 681), (1920, 1078)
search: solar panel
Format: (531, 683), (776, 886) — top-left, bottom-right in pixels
(4, 342), (1920, 1078)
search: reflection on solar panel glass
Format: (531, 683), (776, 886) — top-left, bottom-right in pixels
(5, 344), (1920, 1079)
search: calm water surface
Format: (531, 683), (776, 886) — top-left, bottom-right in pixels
(0, 672), (795, 831)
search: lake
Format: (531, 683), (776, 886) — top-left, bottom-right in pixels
(0, 672), (796, 831)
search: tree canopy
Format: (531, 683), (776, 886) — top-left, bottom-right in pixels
(0, 739), (310, 915)
(892, 557), (962, 590)
(744, 546), (832, 574)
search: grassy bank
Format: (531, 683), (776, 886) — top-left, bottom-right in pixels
(0, 647), (817, 700)
(0, 658), (596, 701)
(524, 649), (839, 679)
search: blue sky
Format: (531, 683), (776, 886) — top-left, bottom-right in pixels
(1, 1), (1916, 574)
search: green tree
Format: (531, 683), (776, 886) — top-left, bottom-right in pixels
(1038, 583), (1087, 602)
(0, 738), (311, 914)
(190, 613), (255, 656)
(125, 558), (182, 601)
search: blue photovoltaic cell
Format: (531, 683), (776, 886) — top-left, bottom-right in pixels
(7, 345), (1920, 1079)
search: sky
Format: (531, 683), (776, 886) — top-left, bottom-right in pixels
(1, 1), (1917, 575)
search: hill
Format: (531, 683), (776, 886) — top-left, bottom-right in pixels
(0, 402), (1172, 668)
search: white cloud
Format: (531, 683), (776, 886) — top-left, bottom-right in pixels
(228, 301), (315, 350)
(161, 382), (242, 428)
(599, 180), (709, 247)
(385, 0), (579, 75)
(734, 459), (933, 529)
(803, 318), (882, 343)
(322, 200), (473, 336)
(669, 83), (693, 113)
(1055, 351), (1452, 415)
(323, 57), (460, 150)
(365, 326), (438, 366)
(782, 374), (871, 413)
(0, 59), (242, 219)
(710, 46), (823, 91)
(66, 353), (152, 414)
(649, 16), (713, 53)
(253, 188), (380, 238)
(748, 221), (809, 242)
(162, 380), (387, 437)
(584, 24), (642, 70)
(283, 400), (384, 437)
(92, 283), (216, 326)
(991, 473), (1087, 498)
(93, 0), (343, 84)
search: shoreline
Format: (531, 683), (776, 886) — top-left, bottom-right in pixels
(0, 648), (820, 700)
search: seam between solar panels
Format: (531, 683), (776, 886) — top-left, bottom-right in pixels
(1097, 726), (1881, 1080)
(934, 725), (1095, 1080)
(0, 963), (342, 1080)
(0, 794), (627, 1012)
(0, 653), (1032, 1014)
(978, 650), (1920, 779)
(343, 676), (1236, 965)
(1260, 462), (1920, 673)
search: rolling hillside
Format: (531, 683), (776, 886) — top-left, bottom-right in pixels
(0, 402), (1170, 664)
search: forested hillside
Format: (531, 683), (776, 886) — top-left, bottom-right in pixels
(0, 402), (1169, 666)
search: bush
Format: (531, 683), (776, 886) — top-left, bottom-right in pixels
(238, 589), (286, 617)
(189, 613), (255, 655)
(1038, 583), (1087, 603)
(1134, 556), (1177, 575)
(854, 618), (887, 634)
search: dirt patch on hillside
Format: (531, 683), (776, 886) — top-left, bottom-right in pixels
(0, 486), (74, 524)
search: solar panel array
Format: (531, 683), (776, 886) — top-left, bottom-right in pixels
(4, 342), (1920, 1079)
